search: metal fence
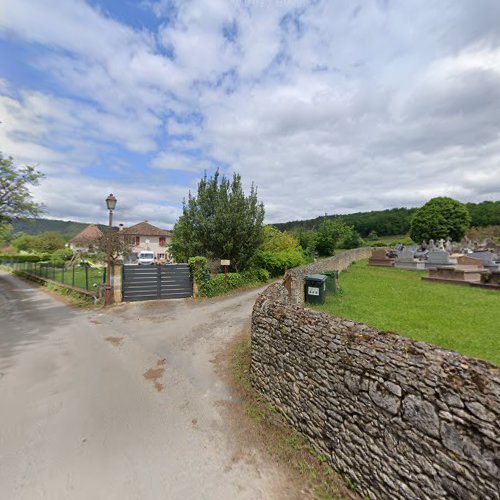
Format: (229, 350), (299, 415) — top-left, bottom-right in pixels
(6, 261), (105, 293)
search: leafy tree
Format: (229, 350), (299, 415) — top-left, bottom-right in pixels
(0, 223), (13, 246)
(0, 153), (43, 224)
(260, 225), (300, 252)
(11, 232), (37, 252)
(95, 229), (132, 263)
(340, 230), (364, 249)
(410, 197), (471, 243)
(31, 231), (66, 252)
(315, 219), (353, 256)
(171, 170), (265, 271)
(253, 248), (306, 277)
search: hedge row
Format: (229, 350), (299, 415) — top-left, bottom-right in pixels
(198, 269), (269, 297)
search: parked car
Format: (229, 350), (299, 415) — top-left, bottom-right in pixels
(138, 251), (156, 265)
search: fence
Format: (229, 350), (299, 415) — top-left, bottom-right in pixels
(5, 261), (105, 294)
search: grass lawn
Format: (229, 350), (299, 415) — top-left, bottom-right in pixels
(313, 260), (500, 366)
(23, 264), (105, 292)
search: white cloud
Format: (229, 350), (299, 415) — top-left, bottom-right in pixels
(1, 0), (500, 227)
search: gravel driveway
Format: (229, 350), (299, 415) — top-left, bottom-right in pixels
(0, 271), (288, 500)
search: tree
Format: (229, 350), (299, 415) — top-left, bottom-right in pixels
(0, 153), (43, 224)
(0, 223), (13, 247)
(171, 170), (265, 271)
(315, 219), (353, 256)
(95, 229), (132, 263)
(410, 197), (471, 243)
(11, 232), (37, 252)
(260, 226), (300, 252)
(31, 231), (66, 252)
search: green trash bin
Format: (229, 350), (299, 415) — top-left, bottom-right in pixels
(304, 274), (327, 305)
(323, 271), (338, 294)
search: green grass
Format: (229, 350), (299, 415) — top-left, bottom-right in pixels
(313, 260), (500, 366)
(13, 263), (104, 291)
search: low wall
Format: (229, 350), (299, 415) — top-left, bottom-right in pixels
(285, 247), (373, 305)
(251, 283), (500, 499)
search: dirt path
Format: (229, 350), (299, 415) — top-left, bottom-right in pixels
(0, 272), (290, 499)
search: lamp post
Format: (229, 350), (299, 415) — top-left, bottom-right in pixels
(104, 193), (117, 306)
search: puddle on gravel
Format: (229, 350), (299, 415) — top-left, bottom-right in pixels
(143, 358), (167, 392)
(105, 336), (124, 347)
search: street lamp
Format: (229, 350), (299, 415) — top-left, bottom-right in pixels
(104, 194), (117, 306)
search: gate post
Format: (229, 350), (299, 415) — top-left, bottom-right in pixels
(112, 263), (123, 303)
(157, 265), (162, 299)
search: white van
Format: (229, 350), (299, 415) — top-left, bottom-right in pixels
(137, 251), (155, 265)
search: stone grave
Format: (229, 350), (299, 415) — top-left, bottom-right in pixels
(394, 249), (425, 270)
(424, 266), (484, 284)
(424, 250), (455, 269)
(470, 252), (500, 271)
(368, 248), (395, 267)
(456, 255), (484, 268)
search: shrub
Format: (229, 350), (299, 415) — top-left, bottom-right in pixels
(198, 268), (269, 297)
(0, 253), (51, 263)
(188, 256), (209, 284)
(199, 272), (245, 297)
(50, 248), (73, 264)
(241, 268), (270, 283)
(253, 248), (306, 277)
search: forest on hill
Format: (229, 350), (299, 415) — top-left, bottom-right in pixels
(274, 201), (500, 237)
(11, 218), (107, 240)
(8, 201), (500, 242)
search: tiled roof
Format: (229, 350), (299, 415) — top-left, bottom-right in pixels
(121, 221), (170, 236)
(69, 224), (103, 243)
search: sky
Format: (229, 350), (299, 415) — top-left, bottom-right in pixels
(1, 0), (500, 229)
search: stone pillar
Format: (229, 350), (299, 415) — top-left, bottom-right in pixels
(111, 263), (122, 303)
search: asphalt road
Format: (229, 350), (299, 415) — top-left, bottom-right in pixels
(0, 271), (287, 500)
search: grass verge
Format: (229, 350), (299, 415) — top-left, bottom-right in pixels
(13, 271), (100, 308)
(221, 329), (359, 500)
(314, 260), (500, 366)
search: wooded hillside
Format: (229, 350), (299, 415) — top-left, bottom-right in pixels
(274, 201), (500, 237)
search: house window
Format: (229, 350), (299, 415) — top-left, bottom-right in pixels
(135, 236), (140, 246)
(159, 237), (165, 247)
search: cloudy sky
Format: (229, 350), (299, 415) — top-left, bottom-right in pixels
(1, 0), (500, 228)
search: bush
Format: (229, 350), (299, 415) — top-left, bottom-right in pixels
(241, 268), (270, 283)
(188, 256), (209, 284)
(199, 273), (245, 297)
(0, 253), (51, 263)
(50, 248), (73, 264)
(252, 248), (306, 277)
(198, 268), (269, 297)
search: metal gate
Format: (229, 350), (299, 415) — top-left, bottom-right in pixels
(122, 264), (192, 302)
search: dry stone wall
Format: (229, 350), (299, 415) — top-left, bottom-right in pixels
(251, 279), (500, 499)
(285, 248), (373, 305)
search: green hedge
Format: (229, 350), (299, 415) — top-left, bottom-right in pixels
(198, 269), (269, 297)
(252, 248), (307, 277)
(0, 253), (52, 263)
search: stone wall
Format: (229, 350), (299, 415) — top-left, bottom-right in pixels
(285, 247), (373, 305)
(250, 282), (500, 499)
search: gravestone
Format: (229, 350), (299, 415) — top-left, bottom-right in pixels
(368, 248), (395, 267)
(424, 250), (454, 269)
(456, 255), (483, 268)
(470, 252), (499, 271)
(395, 249), (425, 270)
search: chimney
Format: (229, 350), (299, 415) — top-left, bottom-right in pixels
(119, 224), (124, 231)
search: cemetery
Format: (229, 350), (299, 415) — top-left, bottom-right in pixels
(370, 237), (500, 290)
(317, 259), (500, 365)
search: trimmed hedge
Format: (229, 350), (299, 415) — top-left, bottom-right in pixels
(198, 269), (268, 297)
(0, 253), (52, 263)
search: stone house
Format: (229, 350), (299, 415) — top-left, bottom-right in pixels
(120, 221), (172, 263)
(67, 224), (103, 253)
